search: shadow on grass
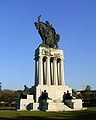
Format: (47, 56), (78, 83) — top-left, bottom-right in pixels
(0, 110), (96, 120)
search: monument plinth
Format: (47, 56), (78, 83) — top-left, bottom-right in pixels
(16, 16), (83, 111)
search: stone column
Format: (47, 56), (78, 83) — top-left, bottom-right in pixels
(50, 59), (53, 85)
(46, 57), (51, 85)
(35, 59), (38, 85)
(43, 58), (47, 84)
(38, 56), (43, 85)
(53, 58), (58, 85)
(60, 59), (64, 85)
(57, 60), (60, 85)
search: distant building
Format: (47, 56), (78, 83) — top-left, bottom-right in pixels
(80, 86), (86, 91)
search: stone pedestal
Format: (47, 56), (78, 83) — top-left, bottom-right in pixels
(35, 85), (72, 103)
(65, 99), (83, 110)
(15, 95), (34, 111)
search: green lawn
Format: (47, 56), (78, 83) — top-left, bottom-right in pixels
(0, 108), (96, 120)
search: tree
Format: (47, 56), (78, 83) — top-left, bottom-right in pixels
(85, 85), (91, 91)
(0, 90), (20, 107)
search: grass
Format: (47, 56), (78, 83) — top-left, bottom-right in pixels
(0, 107), (96, 120)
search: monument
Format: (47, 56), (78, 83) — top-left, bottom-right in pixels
(16, 16), (83, 111)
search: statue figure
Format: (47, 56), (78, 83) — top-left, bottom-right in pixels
(23, 85), (30, 95)
(34, 16), (60, 48)
(39, 90), (52, 102)
(19, 85), (34, 99)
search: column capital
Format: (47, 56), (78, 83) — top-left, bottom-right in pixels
(53, 57), (57, 60)
(60, 57), (64, 60)
(39, 55), (43, 58)
(46, 56), (50, 59)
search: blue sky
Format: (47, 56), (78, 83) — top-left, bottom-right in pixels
(0, 0), (96, 90)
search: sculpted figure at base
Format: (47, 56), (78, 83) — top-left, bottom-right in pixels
(39, 90), (52, 102)
(23, 85), (30, 94)
(34, 15), (60, 48)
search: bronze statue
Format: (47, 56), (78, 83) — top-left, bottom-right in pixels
(23, 85), (30, 95)
(34, 16), (60, 48)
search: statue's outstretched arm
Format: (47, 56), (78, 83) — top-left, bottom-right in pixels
(38, 15), (41, 22)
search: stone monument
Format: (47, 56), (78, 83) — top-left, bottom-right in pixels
(16, 16), (83, 111)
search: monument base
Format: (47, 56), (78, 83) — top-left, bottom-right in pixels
(31, 99), (83, 111)
(16, 85), (83, 111)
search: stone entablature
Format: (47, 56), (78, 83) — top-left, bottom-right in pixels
(35, 46), (64, 60)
